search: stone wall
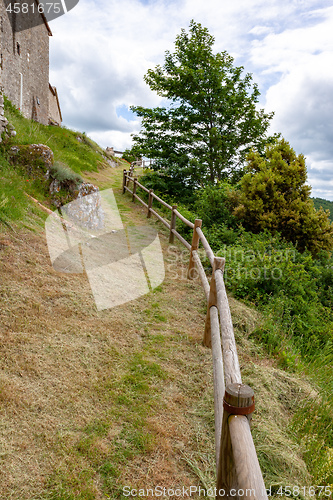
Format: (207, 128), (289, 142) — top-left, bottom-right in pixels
(49, 84), (62, 125)
(0, 86), (6, 139)
(0, 85), (16, 141)
(0, 3), (50, 125)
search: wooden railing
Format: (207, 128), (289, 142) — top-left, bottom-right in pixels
(123, 169), (268, 500)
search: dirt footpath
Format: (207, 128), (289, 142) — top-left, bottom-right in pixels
(0, 188), (216, 499)
(0, 168), (313, 499)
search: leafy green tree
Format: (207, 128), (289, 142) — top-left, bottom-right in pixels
(131, 20), (274, 186)
(231, 138), (333, 254)
(122, 147), (141, 164)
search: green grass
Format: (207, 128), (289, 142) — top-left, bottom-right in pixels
(1, 96), (330, 498)
(43, 350), (168, 500)
(4, 96), (105, 175)
(0, 96), (114, 230)
(50, 161), (83, 185)
(0, 158), (47, 229)
(291, 396), (333, 487)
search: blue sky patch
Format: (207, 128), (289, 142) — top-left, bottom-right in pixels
(116, 105), (136, 122)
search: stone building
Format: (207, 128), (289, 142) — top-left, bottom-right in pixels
(0, 0), (61, 126)
(49, 83), (62, 126)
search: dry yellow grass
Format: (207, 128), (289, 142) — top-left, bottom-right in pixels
(0, 165), (315, 499)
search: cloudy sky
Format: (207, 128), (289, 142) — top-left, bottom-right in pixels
(49, 0), (333, 199)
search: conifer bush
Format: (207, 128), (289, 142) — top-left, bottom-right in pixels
(230, 138), (333, 255)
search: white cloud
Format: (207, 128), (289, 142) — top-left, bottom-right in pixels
(249, 6), (333, 198)
(49, 0), (333, 199)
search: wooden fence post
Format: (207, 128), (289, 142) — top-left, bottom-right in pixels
(187, 219), (202, 279)
(217, 384), (255, 500)
(203, 257), (225, 348)
(132, 178), (137, 203)
(169, 205), (177, 243)
(122, 169), (127, 194)
(147, 189), (153, 218)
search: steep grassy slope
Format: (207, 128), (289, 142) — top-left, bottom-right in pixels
(0, 107), (325, 499)
(0, 97), (119, 229)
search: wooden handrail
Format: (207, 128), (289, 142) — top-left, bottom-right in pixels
(151, 192), (173, 211)
(210, 304), (224, 468)
(122, 171), (196, 235)
(196, 226), (215, 267)
(227, 416), (267, 499)
(188, 219), (202, 279)
(171, 229), (191, 251)
(133, 194), (148, 208)
(136, 180), (150, 193)
(122, 170), (268, 500)
(169, 205), (177, 244)
(191, 250), (210, 300)
(218, 384), (267, 500)
(150, 208), (171, 230)
(215, 269), (242, 386)
(174, 209), (195, 228)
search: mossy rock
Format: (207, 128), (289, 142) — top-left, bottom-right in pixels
(9, 144), (54, 182)
(9, 144), (99, 209)
(49, 178), (80, 208)
(50, 180), (99, 209)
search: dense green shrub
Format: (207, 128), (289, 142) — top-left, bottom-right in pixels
(203, 224), (241, 249)
(313, 197), (333, 221)
(214, 231), (333, 356)
(140, 149), (333, 362)
(193, 182), (237, 229)
(230, 138), (333, 255)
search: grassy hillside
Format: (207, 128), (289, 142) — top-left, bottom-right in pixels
(0, 97), (118, 230)
(0, 102), (330, 498)
(130, 174), (333, 489)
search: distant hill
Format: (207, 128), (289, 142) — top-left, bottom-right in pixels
(313, 197), (333, 221)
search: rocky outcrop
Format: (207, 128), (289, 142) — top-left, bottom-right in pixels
(9, 143), (99, 209)
(101, 154), (118, 168)
(49, 179), (99, 209)
(61, 184), (102, 230)
(9, 144), (54, 181)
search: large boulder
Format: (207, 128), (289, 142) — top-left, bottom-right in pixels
(9, 144), (99, 209)
(49, 179), (98, 209)
(9, 144), (54, 181)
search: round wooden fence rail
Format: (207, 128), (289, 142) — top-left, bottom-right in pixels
(122, 169), (268, 500)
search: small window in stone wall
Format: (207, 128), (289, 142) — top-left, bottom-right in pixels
(17, 42), (21, 56)
(0, 16), (3, 33)
(0, 54), (3, 70)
